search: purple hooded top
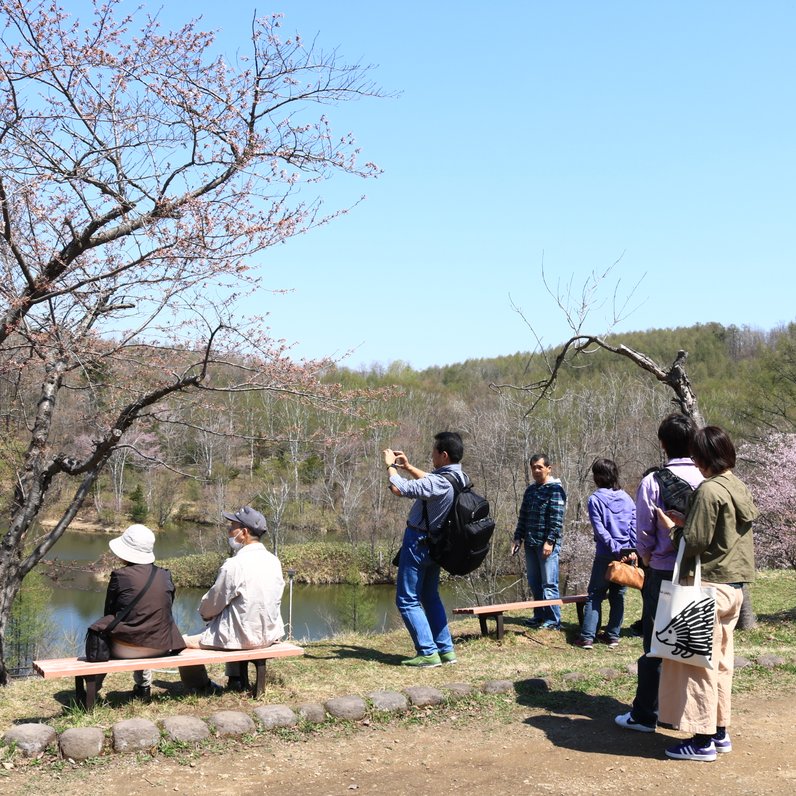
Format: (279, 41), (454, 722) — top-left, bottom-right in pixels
(587, 488), (637, 558)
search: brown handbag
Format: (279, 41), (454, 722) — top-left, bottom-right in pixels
(605, 560), (645, 590)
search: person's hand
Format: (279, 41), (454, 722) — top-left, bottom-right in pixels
(511, 541), (521, 557)
(382, 448), (397, 467)
(542, 541), (554, 559)
(656, 506), (676, 531)
(665, 509), (685, 527)
(620, 551), (638, 564)
(392, 450), (408, 468)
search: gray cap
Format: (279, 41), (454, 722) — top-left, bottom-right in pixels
(222, 506), (267, 537)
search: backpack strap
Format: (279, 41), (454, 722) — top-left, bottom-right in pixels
(421, 471), (469, 531)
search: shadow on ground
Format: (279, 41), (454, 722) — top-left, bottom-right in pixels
(515, 681), (669, 760)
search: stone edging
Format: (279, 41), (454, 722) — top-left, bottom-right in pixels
(4, 652), (788, 762)
(2, 679), (519, 762)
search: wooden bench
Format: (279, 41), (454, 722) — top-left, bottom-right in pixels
(33, 641), (304, 710)
(453, 595), (588, 640)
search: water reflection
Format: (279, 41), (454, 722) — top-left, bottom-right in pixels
(47, 582), (465, 656)
(42, 527), (468, 658)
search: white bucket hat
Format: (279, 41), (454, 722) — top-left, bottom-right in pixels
(109, 524), (156, 564)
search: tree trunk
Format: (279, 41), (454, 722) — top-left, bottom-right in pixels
(736, 584), (757, 630)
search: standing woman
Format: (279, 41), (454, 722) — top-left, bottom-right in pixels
(103, 524), (185, 700)
(574, 458), (636, 649)
(656, 426), (758, 762)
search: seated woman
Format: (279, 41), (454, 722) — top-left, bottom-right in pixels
(102, 523), (185, 700)
(180, 506), (285, 692)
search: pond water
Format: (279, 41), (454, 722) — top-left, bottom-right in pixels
(41, 528), (471, 657)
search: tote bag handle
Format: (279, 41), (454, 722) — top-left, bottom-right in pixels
(671, 536), (701, 589)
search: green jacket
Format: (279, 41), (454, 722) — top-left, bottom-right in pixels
(673, 470), (758, 584)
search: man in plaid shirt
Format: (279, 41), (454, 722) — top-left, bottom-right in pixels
(512, 454), (567, 629)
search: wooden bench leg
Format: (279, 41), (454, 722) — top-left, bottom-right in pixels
(478, 613), (505, 640)
(75, 675), (99, 711)
(253, 660), (267, 698)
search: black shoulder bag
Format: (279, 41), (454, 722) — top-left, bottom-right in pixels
(85, 565), (159, 662)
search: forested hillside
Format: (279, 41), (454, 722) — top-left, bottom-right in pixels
(6, 320), (795, 597)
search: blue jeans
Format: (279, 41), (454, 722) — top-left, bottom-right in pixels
(580, 555), (626, 641)
(631, 567), (673, 727)
(524, 543), (561, 625)
(395, 528), (453, 657)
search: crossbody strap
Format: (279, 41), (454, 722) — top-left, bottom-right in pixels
(105, 565), (159, 634)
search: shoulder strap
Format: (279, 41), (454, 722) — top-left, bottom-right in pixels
(106, 565), (159, 634)
(421, 471), (469, 530)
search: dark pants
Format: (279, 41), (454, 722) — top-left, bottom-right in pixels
(631, 566), (673, 727)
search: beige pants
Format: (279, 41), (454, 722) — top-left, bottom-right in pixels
(658, 582), (743, 734)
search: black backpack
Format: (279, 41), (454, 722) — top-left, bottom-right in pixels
(653, 467), (694, 515)
(423, 472), (496, 576)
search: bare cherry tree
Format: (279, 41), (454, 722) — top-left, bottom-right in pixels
(492, 262), (705, 426)
(0, 0), (382, 682)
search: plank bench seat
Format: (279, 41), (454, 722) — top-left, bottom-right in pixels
(453, 595), (588, 640)
(33, 641), (304, 710)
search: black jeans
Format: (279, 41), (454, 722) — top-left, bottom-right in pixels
(631, 566), (673, 727)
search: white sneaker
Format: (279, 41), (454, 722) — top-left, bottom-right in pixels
(615, 711), (655, 733)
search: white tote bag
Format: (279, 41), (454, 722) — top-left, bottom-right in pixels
(649, 538), (716, 669)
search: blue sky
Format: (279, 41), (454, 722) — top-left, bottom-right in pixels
(122, 2), (796, 368)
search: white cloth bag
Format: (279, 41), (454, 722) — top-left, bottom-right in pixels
(649, 538), (716, 669)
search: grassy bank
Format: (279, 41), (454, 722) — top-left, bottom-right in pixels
(161, 541), (398, 588)
(1, 571), (794, 737)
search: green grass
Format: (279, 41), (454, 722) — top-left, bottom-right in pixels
(1, 570), (793, 738)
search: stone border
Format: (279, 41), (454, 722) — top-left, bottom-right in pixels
(4, 652), (788, 762)
(1, 679), (514, 762)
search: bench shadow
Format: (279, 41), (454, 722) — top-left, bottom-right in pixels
(514, 681), (667, 760)
(304, 644), (404, 665)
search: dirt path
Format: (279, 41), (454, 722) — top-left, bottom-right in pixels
(5, 690), (795, 796)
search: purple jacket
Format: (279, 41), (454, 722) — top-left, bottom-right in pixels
(635, 458), (704, 570)
(587, 488), (636, 558)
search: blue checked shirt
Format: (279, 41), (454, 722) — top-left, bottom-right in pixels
(513, 478), (567, 547)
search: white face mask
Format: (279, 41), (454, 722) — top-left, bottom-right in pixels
(228, 531), (244, 551)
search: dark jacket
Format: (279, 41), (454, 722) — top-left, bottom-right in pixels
(104, 563), (185, 652)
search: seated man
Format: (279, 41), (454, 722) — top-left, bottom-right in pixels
(180, 506), (285, 692)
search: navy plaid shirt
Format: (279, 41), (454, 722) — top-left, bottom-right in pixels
(513, 479), (567, 547)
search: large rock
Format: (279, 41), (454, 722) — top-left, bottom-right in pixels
(403, 686), (444, 707)
(59, 727), (104, 761)
(442, 682), (473, 699)
(112, 717), (160, 753)
(367, 690), (409, 713)
(519, 677), (551, 693)
(324, 696), (367, 721)
(208, 710), (256, 736)
(161, 716), (210, 744)
(254, 705), (298, 729)
(481, 679), (513, 695)
(3, 724), (56, 756)
(757, 654), (787, 669)
(296, 702), (327, 724)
